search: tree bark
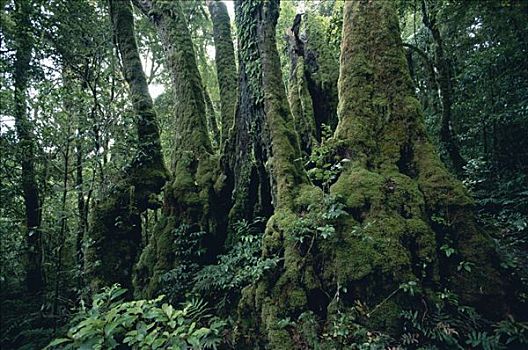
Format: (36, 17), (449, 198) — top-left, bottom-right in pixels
(13, 0), (44, 295)
(85, 0), (166, 293)
(207, 0), (237, 147)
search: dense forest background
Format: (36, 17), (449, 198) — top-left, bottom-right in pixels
(0, 0), (527, 349)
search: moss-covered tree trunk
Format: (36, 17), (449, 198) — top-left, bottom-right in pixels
(131, 0), (225, 299)
(286, 16), (317, 154)
(207, 0), (237, 147)
(85, 0), (166, 293)
(233, 1), (319, 348)
(286, 11), (341, 140)
(13, 0), (44, 295)
(235, 0), (508, 348)
(204, 86), (220, 148)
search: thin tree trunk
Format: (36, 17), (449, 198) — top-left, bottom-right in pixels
(75, 125), (86, 291)
(421, 0), (466, 175)
(204, 86), (220, 148)
(13, 0), (44, 295)
(207, 0), (237, 147)
(53, 129), (70, 317)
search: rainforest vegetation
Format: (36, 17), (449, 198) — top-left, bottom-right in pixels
(1, 0), (527, 349)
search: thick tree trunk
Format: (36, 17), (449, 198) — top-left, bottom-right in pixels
(131, 0), (225, 299)
(233, 1), (316, 348)
(235, 1), (507, 347)
(334, 0), (506, 329)
(220, 0), (291, 244)
(13, 0), (44, 295)
(85, 0), (166, 293)
(207, 0), (237, 147)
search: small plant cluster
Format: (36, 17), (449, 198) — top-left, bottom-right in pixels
(399, 289), (528, 349)
(159, 224), (206, 303)
(274, 284), (528, 350)
(287, 194), (348, 251)
(193, 219), (279, 309)
(277, 309), (393, 350)
(45, 284), (225, 350)
(305, 124), (347, 192)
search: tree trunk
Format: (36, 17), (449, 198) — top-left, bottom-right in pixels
(234, 1), (316, 348)
(235, 0), (507, 347)
(131, 0), (225, 299)
(421, 0), (466, 175)
(207, 0), (238, 147)
(286, 15), (317, 155)
(85, 0), (166, 293)
(75, 123), (86, 291)
(53, 128), (70, 317)
(221, 0), (289, 243)
(203, 86), (220, 148)
(13, 0), (44, 295)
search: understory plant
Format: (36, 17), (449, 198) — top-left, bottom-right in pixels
(45, 284), (225, 350)
(193, 219), (279, 311)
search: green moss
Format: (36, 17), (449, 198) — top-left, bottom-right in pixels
(288, 55), (318, 153)
(208, 0), (237, 146)
(414, 139), (472, 209)
(331, 165), (384, 209)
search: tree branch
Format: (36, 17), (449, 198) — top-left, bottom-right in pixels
(131, 0), (153, 17)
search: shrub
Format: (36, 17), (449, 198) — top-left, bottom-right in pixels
(45, 284), (225, 350)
